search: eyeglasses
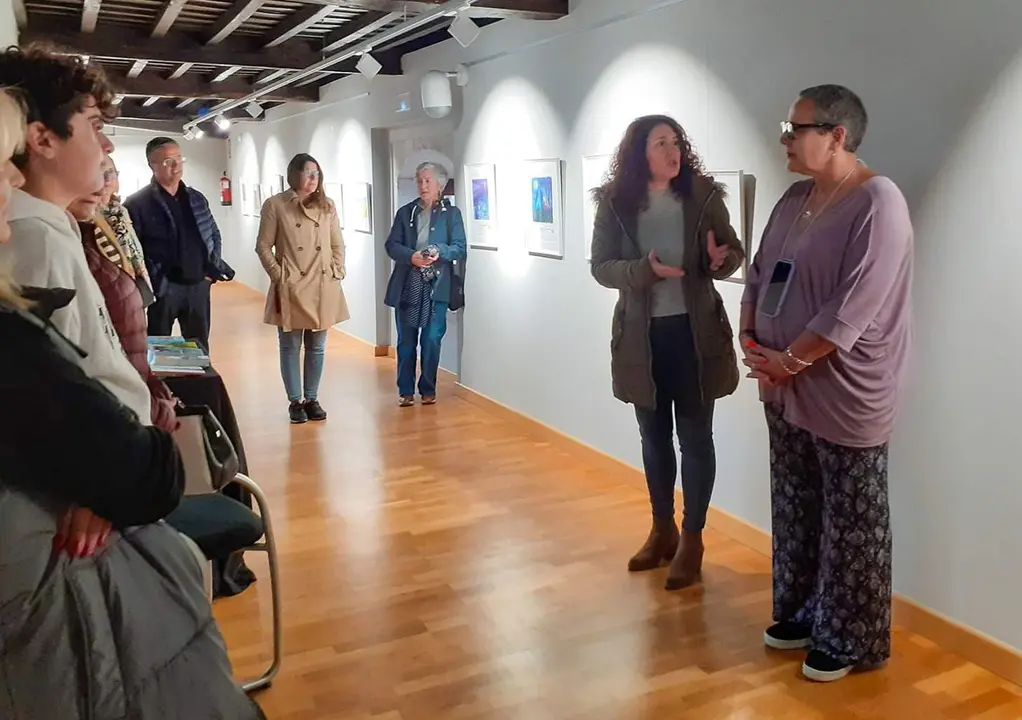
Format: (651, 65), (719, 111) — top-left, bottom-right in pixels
(103, 169), (119, 181)
(301, 170), (320, 179)
(780, 121), (836, 142)
(159, 157), (186, 169)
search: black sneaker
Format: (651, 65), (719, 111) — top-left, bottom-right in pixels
(802, 649), (852, 682)
(763, 621), (812, 650)
(304, 399), (327, 422)
(289, 401), (307, 424)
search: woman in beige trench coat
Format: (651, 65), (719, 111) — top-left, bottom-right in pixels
(256, 153), (349, 424)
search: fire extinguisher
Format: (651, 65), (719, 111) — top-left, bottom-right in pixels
(220, 172), (232, 206)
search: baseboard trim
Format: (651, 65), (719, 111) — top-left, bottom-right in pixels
(374, 345), (389, 357)
(452, 381), (1022, 686)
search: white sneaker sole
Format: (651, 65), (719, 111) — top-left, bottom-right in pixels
(802, 661), (852, 683)
(763, 632), (812, 651)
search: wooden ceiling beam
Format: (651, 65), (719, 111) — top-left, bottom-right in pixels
(109, 72), (320, 103)
(205, 0), (267, 45)
(310, 0), (566, 21)
(321, 9), (401, 53)
(152, 0), (189, 37)
(21, 28), (327, 72)
(264, 5), (337, 48)
(117, 98), (259, 122)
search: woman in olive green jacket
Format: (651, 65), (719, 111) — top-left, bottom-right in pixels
(590, 114), (744, 590)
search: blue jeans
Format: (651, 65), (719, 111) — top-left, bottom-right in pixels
(396, 301), (448, 397)
(278, 328), (327, 402)
(634, 315), (717, 531)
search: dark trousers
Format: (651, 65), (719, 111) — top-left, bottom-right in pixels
(634, 314), (716, 532)
(765, 403), (892, 667)
(395, 301), (448, 398)
(148, 280), (212, 350)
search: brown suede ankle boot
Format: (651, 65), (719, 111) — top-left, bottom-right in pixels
(627, 517), (680, 572)
(664, 529), (704, 590)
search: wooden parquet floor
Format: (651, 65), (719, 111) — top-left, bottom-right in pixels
(207, 283), (1022, 719)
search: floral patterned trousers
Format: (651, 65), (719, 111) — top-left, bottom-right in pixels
(765, 404), (892, 668)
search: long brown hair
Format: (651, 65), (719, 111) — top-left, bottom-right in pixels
(286, 153), (326, 209)
(594, 114), (709, 216)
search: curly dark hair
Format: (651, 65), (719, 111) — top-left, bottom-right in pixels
(595, 114), (708, 216)
(287, 153), (327, 209)
(0, 43), (117, 168)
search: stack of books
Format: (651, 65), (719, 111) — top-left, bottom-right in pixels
(147, 336), (210, 376)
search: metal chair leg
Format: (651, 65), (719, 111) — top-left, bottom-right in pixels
(226, 473), (282, 693)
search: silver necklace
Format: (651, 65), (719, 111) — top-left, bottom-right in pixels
(801, 164), (858, 219)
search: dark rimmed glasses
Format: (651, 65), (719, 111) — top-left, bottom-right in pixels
(780, 121), (837, 142)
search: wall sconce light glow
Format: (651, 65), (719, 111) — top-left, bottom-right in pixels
(214, 116), (231, 130)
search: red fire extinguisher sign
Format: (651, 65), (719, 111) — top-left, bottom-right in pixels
(220, 172), (232, 206)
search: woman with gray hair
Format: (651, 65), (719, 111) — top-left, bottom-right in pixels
(384, 161), (466, 406)
(739, 85), (913, 682)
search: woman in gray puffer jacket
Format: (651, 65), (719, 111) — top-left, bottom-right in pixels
(0, 284), (264, 719)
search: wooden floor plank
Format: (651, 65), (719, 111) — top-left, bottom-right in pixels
(204, 284), (1022, 719)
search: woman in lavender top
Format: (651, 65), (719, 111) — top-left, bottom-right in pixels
(739, 85), (913, 683)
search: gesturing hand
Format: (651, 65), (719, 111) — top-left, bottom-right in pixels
(648, 250), (685, 279)
(55, 506), (112, 559)
(707, 230), (730, 271)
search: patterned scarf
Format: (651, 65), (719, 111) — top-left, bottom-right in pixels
(102, 197), (153, 294)
(399, 244), (441, 328)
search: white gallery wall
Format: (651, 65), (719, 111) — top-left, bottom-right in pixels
(226, 0), (1022, 652)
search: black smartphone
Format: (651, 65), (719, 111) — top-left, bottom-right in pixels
(759, 259), (794, 317)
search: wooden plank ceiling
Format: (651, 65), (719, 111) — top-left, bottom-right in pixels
(15, 0), (568, 131)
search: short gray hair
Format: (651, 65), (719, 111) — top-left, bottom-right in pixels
(415, 161), (448, 186)
(798, 84), (868, 153)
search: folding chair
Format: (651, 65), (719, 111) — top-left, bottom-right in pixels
(166, 406), (282, 693)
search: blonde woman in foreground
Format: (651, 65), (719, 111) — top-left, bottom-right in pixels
(0, 87), (264, 719)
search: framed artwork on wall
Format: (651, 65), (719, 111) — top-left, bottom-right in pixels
(523, 158), (564, 259)
(581, 154), (613, 261)
(323, 183), (343, 225)
(277, 174), (286, 194)
(708, 170), (748, 283)
(464, 162), (498, 250)
(253, 183), (263, 216)
(343, 182), (373, 234)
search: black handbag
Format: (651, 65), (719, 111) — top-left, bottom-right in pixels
(174, 404), (239, 492)
(445, 208), (466, 311)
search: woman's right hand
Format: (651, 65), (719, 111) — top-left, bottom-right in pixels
(411, 252), (435, 268)
(648, 250), (685, 279)
(54, 506), (112, 558)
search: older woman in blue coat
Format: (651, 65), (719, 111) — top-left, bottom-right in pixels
(384, 162), (467, 407)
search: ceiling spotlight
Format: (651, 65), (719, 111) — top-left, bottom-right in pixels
(245, 102), (263, 118)
(214, 116), (231, 130)
(448, 13), (480, 48)
(356, 52), (382, 80)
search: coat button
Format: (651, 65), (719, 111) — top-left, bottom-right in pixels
(300, 270), (306, 276)
(316, 245), (321, 251)
(298, 246), (303, 251)
(314, 222), (320, 228)
(296, 223), (301, 228)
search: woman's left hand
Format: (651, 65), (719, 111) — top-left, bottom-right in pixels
(741, 340), (791, 386)
(707, 230), (730, 271)
(54, 506), (112, 558)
